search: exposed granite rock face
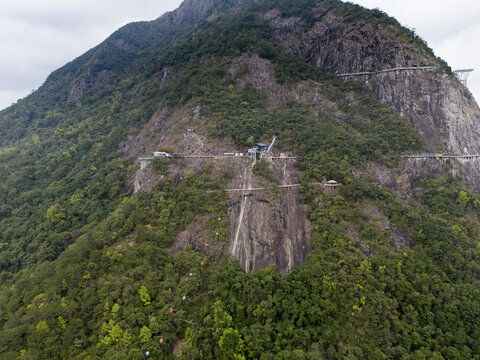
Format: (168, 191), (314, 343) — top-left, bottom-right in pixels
(150, 66), (176, 89)
(171, 0), (245, 26)
(228, 54), (336, 111)
(353, 157), (480, 199)
(118, 108), (174, 160)
(367, 73), (480, 155)
(174, 216), (214, 255)
(122, 0), (480, 271)
(266, 9), (480, 191)
(113, 38), (136, 52)
(228, 54), (337, 112)
(172, 0), (216, 25)
(352, 160), (447, 196)
(228, 54), (287, 107)
(363, 202), (411, 252)
(398, 157), (480, 194)
(68, 81), (86, 102)
(228, 159), (311, 273)
(133, 165), (166, 193)
(68, 66), (115, 102)
(345, 202), (411, 256)
(123, 101), (312, 273)
(167, 156), (311, 273)
(266, 12), (427, 78)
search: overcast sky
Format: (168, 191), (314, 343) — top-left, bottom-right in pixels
(0, 0), (478, 111)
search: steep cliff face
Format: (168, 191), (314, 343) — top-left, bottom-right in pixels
(5, 2), (480, 356)
(172, 0), (246, 25)
(123, 104), (311, 272)
(116, 1), (480, 273)
(172, 0), (217, 25)
(265, 9), (480, 191)
(228, 158), (311, 272)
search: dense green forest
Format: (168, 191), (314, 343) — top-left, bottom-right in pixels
(0, 0), (479, 359)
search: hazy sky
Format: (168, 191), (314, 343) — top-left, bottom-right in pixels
(0, 0), (478, 111)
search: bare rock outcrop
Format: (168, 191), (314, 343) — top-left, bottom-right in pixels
(353, 157), (480, 199)
(172, 0), (216, 25)
(171, 0), (245, 26)
(118, 108), (174, 161)
(113, 38), (136, 52)
(228, 54), (287, 107)
(228, 159), (311, 273)
(228, 54), (337, 111)
(166, 156), (311, 273)
(68, 66), (115, 102)
(150, 66), (176, 89)
(346, 202), (411, 257)
(266, 9), (480, 192)
(362, 202), (411, 253)
(133, 165), (166, 193)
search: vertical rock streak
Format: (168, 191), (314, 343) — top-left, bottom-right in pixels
(232, 157), (255, 257)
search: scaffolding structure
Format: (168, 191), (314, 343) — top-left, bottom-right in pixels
(453, 69), (474, 86)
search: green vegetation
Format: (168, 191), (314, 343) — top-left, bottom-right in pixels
(2, 171), (479, 359)
(0, 0), (479, 359)
(159, 57), (420, 179)
(253, 159), (276, 183)
(0, 167), (231, 359)
(153, 158), (170, 175)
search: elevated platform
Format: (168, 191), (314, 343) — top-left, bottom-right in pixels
(338, 66), (438, 78)
(403, 154), (480, 159)
(138, 155), (296, 161)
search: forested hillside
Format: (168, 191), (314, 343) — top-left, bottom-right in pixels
(0, 0), (479, 359)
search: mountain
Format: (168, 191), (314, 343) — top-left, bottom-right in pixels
(1, 0), (480, 358)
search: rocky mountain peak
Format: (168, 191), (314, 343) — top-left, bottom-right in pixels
(172, 0), (246, 25)
(2, 0), (480, 358)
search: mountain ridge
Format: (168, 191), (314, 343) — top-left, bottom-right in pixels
(0, 0), (480, 358)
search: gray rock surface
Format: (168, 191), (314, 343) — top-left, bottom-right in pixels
(228, 159), (311, 273)
(266, 9), (480, 191)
